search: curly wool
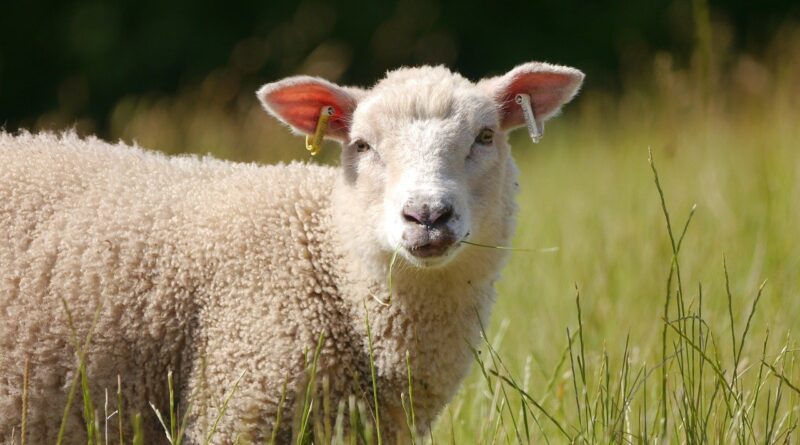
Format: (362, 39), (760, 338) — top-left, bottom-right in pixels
(0, 131), (511, 443)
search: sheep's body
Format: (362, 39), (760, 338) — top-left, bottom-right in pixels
(0, 132), (508, 443)
(0, 62), (584, 443)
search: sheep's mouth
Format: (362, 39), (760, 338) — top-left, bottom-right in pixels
(401, 227), (459, 261)
(407, 240), (452, 258)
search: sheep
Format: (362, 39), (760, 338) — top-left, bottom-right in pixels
(0, 61), (583, 444)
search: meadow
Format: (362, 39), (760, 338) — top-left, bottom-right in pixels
(438, 76), (800, 443)
(15, 25), (800, 444)
(432, 37), (800, 442)
(434, 42), (800, 443)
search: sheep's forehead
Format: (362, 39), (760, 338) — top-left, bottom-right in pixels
(353, 66), (497, 138)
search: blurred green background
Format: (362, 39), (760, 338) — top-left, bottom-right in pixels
(1, 0), (799, 159)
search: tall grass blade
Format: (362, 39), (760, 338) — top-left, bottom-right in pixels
(56, 296), (104, 445)
(363, 304), (383, 445)
(117, 375), (125, 445)
(131, 413), (143, 445)
(21, 356), (30, 445)
(203, 369), (246, 445)
(296, 331), (325, 444)
(269, 379), (289, 445)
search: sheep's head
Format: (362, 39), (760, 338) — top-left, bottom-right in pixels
(258, 63), (583, 268)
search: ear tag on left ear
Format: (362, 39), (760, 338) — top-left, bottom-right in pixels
(515, 94), (543, 143)
(305, 106), (335, 156)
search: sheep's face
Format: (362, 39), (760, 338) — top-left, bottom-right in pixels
(344, 70), (504, 267)
(259, 63), (584, 268)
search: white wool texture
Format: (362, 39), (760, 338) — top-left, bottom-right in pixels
(0, 130), (513, 443)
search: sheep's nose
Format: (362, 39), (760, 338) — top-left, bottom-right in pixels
(402, 201), (454, 227)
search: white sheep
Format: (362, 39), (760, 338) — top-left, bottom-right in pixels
(0, 62), (583, 444)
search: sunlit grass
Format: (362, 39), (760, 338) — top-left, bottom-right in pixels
(431, 56), (800, 441)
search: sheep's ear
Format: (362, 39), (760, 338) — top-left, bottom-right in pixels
(479, 62), (584, 131)
(257, 76), (359, 142)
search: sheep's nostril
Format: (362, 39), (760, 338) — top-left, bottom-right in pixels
(403, 202), (453, 227)
(402, 203), (426, 225)
(429, 205), (453, 226)
(403, 209), (422, 224)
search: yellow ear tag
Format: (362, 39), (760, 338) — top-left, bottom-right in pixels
(305, 106), (335, 156)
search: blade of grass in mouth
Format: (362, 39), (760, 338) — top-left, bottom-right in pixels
(459, 240), (558, 253)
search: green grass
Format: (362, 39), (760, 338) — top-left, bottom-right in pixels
(429, 64), (800, 442)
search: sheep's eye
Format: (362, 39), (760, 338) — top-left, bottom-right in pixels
(475, 128), (494, 145)
(353, 140), (371, 153)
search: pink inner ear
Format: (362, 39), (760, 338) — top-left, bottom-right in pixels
(265, 83), (355, 136)
(498, 72), (578, 129)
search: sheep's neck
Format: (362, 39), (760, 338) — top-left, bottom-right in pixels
(328, 179), (511, 430)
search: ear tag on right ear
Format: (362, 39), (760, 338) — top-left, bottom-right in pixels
(305, 106), (335, 156)
(515, 94), (543, 143)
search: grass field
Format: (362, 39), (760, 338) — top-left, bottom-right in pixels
(433, 88), (800, 442)
(426, 48), (800, 441)
(20, 27), (800, 443)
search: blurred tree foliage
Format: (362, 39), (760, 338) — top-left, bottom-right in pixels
(0, 0), (797, 135)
